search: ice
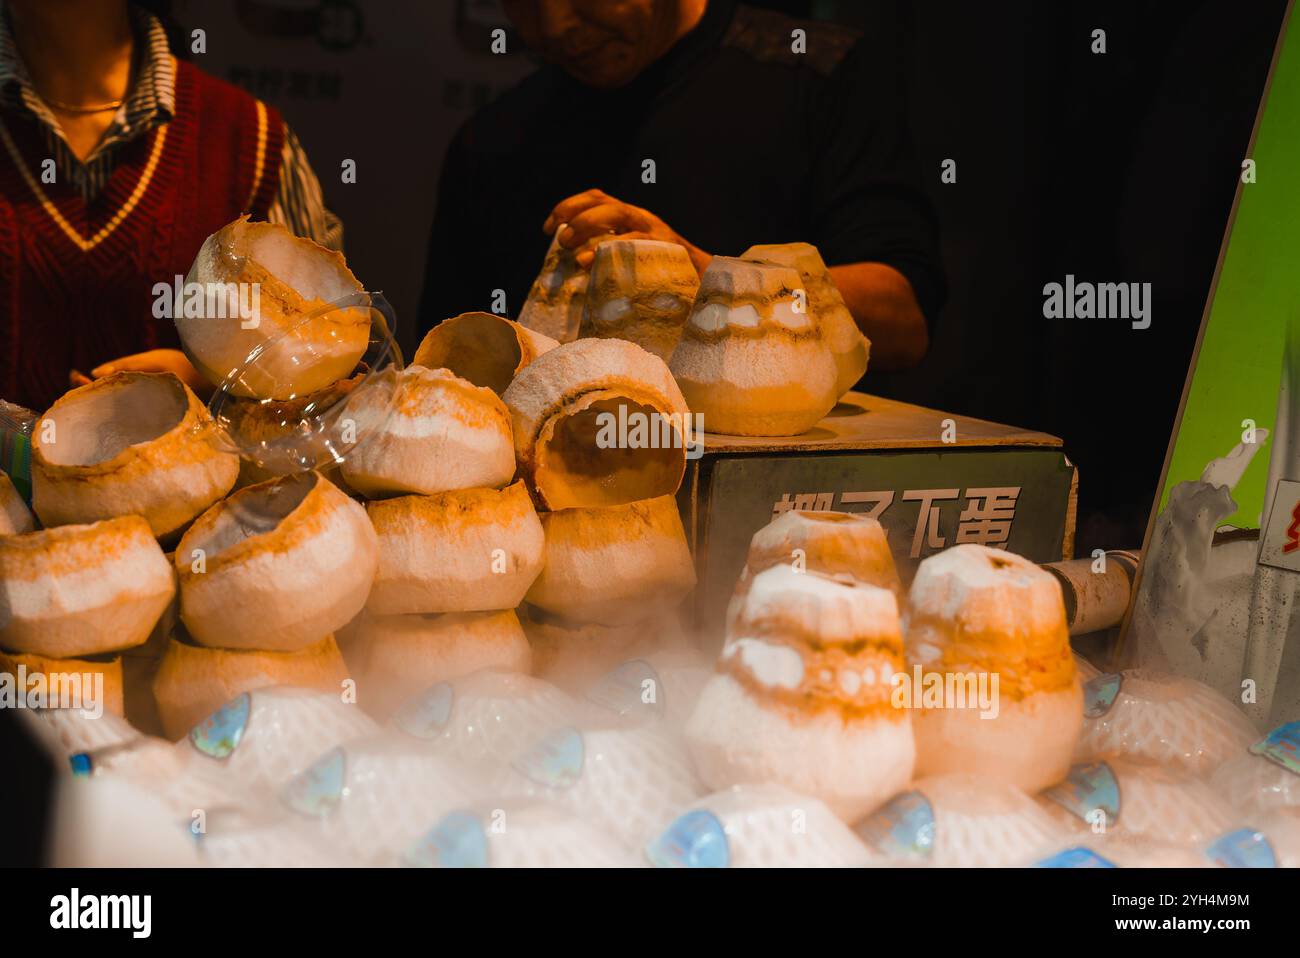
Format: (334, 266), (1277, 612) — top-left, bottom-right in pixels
(646, 784), (872, 868)
(579, 645), (713, 738)
(194, 807), (355, 868)
(279, 735), (483, 865)
(25, 707), (140, 757)
(1210, 721), (1300, 817)
(48, 773), (201, 867)
(1040, 759), (1235, 846)
(853, 774), (1067, 867)
(1074, 669), (1257, 778)
(182, 687), (379, 801)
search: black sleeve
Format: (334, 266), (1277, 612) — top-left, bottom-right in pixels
(805, 34), (947, 326)
(417, 122), (480, 338)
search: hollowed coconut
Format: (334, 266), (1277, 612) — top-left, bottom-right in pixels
(0, 650), (125, 716)
(669, 256), (838, 436)
(0, 472), (34, 535)
(413, 311), (558, 395)
(0, 516), (174, 657)
(365, 481), (544, 615)
(503, 338), (691, 510)
(339, 366), (515, 498)
(579, 239), (700, 360)
(742, 242), (870, 397)
(336, 608), (531, 720)
(903, 544), (1082, 792)
(152, 634), (349, 740)
(175, 472), (378, 652)
(525, 495), (696, 625)
(177, 216), (369, 399)
(31, 372), (239, 539)
(518, 230), (588, 343)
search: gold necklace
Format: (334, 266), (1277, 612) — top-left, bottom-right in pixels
(39, 93), (124, 115)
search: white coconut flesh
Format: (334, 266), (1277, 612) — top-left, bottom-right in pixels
(180, 219), (369, 399)
(536, 391), (685, 508)
(414, 312), (555, 395)
(37, 375), (186, 467)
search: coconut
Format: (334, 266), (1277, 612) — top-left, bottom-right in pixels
(413, 311), (558, 395)
(30, 372), (239, 539)
(152, 634), (349, 740)
(0, 516), (174, 657)
(0, 472), (34, 535)
(727, 509), (903, 629)
(579, 239), (700, 360)
(177, 216), (369, 399)
(525, 496), (696, 625)
(336, 609), (531, 721)
(669, 256), (839, 436)
(175, 472), (378, 652)
(365, 482), (544, 615)
(0, 650), (124, 716)
(517, 230), (588, 343)
(742, 242), (869, 397)
(686, 566), (914, 821)
(903, 544), (1082, 792)
(503, 338), (691, 510)
(338, 366), (515, 498)
(520, 603), (687, 691)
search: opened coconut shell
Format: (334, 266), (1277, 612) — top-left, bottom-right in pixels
(0, 516), (174, 657)
(177, 216), (369, 399)
(413, 312), (558, 395)
(503, 338), (691, 510)
(0, 471), (34, 535)
(742, 242), (869, 397)
(525, 495), (696, 625)
(336, 608), (531, 720)
(0, 650), (125, 716)
(670, 256), (838, 436)
(365, 481), (544, 615)
(518, 230), (588, 343)
(175, 472), (378, 652)
(580, 239), (700, 360)
(339, 365), (515, 498)
(31, 372), (239, 539)
(152, 634), (349, 740)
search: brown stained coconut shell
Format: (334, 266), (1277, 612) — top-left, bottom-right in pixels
(579, 239), (700, 361)
(339, 365), (516, 498)
(0, 516), (175, 657)
(365, 481), (544, 615)
(502, 338), (691, 510)
(669, 256), (839, 436)
(336, 608), (531, 721)
(525, 495), (696, 625)
(31, 372), (239, 540)
(517, 230), (588, 343)
(0, 471), (34, 535)
(742, 242), (870, 397)
(175, 471), (378, 652)
(178, 216), (369, 399)
(413, 312), (559, 395)
(0, 649), (125, 716)
(152, 634), (349, 740)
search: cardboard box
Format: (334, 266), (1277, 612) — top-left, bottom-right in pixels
(678, 392), (1077, 644)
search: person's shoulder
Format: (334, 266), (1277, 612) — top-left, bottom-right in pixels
(722, 3), (862, 77)
(175, 58), (281, 125)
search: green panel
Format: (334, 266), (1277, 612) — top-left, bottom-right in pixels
(694, 448), (1075, 639)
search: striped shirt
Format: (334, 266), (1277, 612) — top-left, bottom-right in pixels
(0, 6), (342, 249)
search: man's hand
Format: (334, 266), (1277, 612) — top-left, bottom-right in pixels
(70, 349), (212, 398)
(543, 189), (712, 275)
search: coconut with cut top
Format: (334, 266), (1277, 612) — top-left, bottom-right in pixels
(517, 230), (588, 343)
(0, 649), (125, 716)
(413, 311), (558, 396)
(742, 242), (869, 397)
(31, 372), (238, 539)
(503, 338), (691, 511)
(670, 256), (839, 436)
(579, 239), (700, 360)
(0, 515), (174, 657)
(175, 471), (378, 652)
(339, 365), (516, 498)
(178, 216), (370, 399)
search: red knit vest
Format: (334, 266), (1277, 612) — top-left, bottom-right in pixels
(0, 60), (284, 412)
